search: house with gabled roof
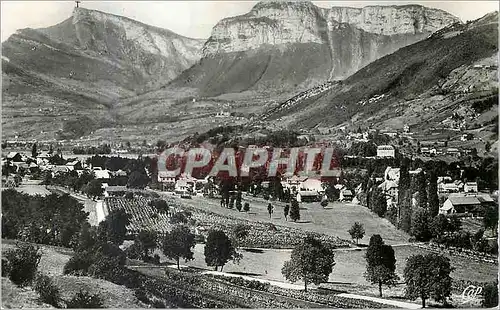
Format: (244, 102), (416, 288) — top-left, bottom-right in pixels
(439, 193), (494, 216)
(6, 152), (22, 162)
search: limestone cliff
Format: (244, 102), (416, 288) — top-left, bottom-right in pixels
(201, 1), (460, 80)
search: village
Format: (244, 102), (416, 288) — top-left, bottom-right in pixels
(2, 134), (498, 309)
(2, 133), (497, 222)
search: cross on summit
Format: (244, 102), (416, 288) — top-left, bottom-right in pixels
(75, 1), (81, 8)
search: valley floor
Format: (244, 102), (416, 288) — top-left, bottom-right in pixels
(161, 193), (409, 245)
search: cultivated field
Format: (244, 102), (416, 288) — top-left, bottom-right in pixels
(167, 194), (409, 245)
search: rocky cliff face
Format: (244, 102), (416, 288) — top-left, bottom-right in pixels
(204, 1), (459, 55)
(69, 8), (203, 87)
(3, 8), (204, 96)
(200, 1), (460, 81)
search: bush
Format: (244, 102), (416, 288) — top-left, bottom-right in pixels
(5, 243), (41, 287)
(87, 255), (126, 282)
(152, 254), (161, 265)
(152, 300), (166, 308)
(63, 252), (94, 275)
(243, 202), (250, 212)
(125, 242), (143, 260)
(135, 288), (150, 304)
(33, 273), (61, 307)
(124, 192), (134, 199)
(2, 258), (11, 277)
(170, 212), (188, 225)
(66, 290), (105, 308)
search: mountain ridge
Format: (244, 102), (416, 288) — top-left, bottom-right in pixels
(173, 1), (460, 97)
(1, 7), (205, 140)
(3, 4), (495, 145)
(260, 11), (498, 137)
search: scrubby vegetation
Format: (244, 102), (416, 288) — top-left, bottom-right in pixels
(2, 190), (89, 247)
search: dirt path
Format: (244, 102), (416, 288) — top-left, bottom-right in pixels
(130, 263), (420, 309)
(337, 293), (420, 309)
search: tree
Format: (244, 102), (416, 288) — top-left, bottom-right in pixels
(399, 159), (411, 191)
(411, 208), (432, 241)
(5, 243), (42, 287)
(289, 199), (300, 222)
(232, 224), (249, 242)
(448, 214), (462, 232)
(485, 141), (491, 153)
(427, 171), (439, 217)
(97, 209), (130, 245)
(127, 171), (148, 189)
(204, 230), (237, 271)
(398, 160), (412, 231)
(371, 187), (387, 217)
(162, 225), (195, 270)
(267, 203), (273, 218)
(73, 223), (98, 253)
(348, 222), (365, 245)
(85, 180), (103, 200)
(430, 214), (449, 239)
(136, 230), (158, 259)
(404, 253), (453, 308)
(482, 281), (499, 308)
(483, 205), (498, 235)
(364, 235), (399, 297)
(170, 212), (188, 225)
(281, 235), (335, 292)
(149, 199), (169, 215)
(235, 191), (242, 211)
(243, 202), (250, 212)
(284, 205), (290, 221)
(416, 172), (428, 209)
(399, 190), (412, 233)
(32, 142), (38, 158)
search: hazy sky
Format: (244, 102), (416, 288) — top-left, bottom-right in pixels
(1, 1), (498, 41)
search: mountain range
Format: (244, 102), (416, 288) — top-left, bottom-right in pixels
(1, 1), (497, 145)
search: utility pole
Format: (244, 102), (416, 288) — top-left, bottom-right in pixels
(75, 0), (81, 8)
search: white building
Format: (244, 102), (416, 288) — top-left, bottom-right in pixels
(93, 168), (111, 179)
(384, 167), (400, 182)
(339, 189), (353, 202)
(377, 145), (395, 158)
(175, 179), (193, 192)
(158, 170), (177, 184)
(299, 178), (324, 193)
(464, 182), (478, 193)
